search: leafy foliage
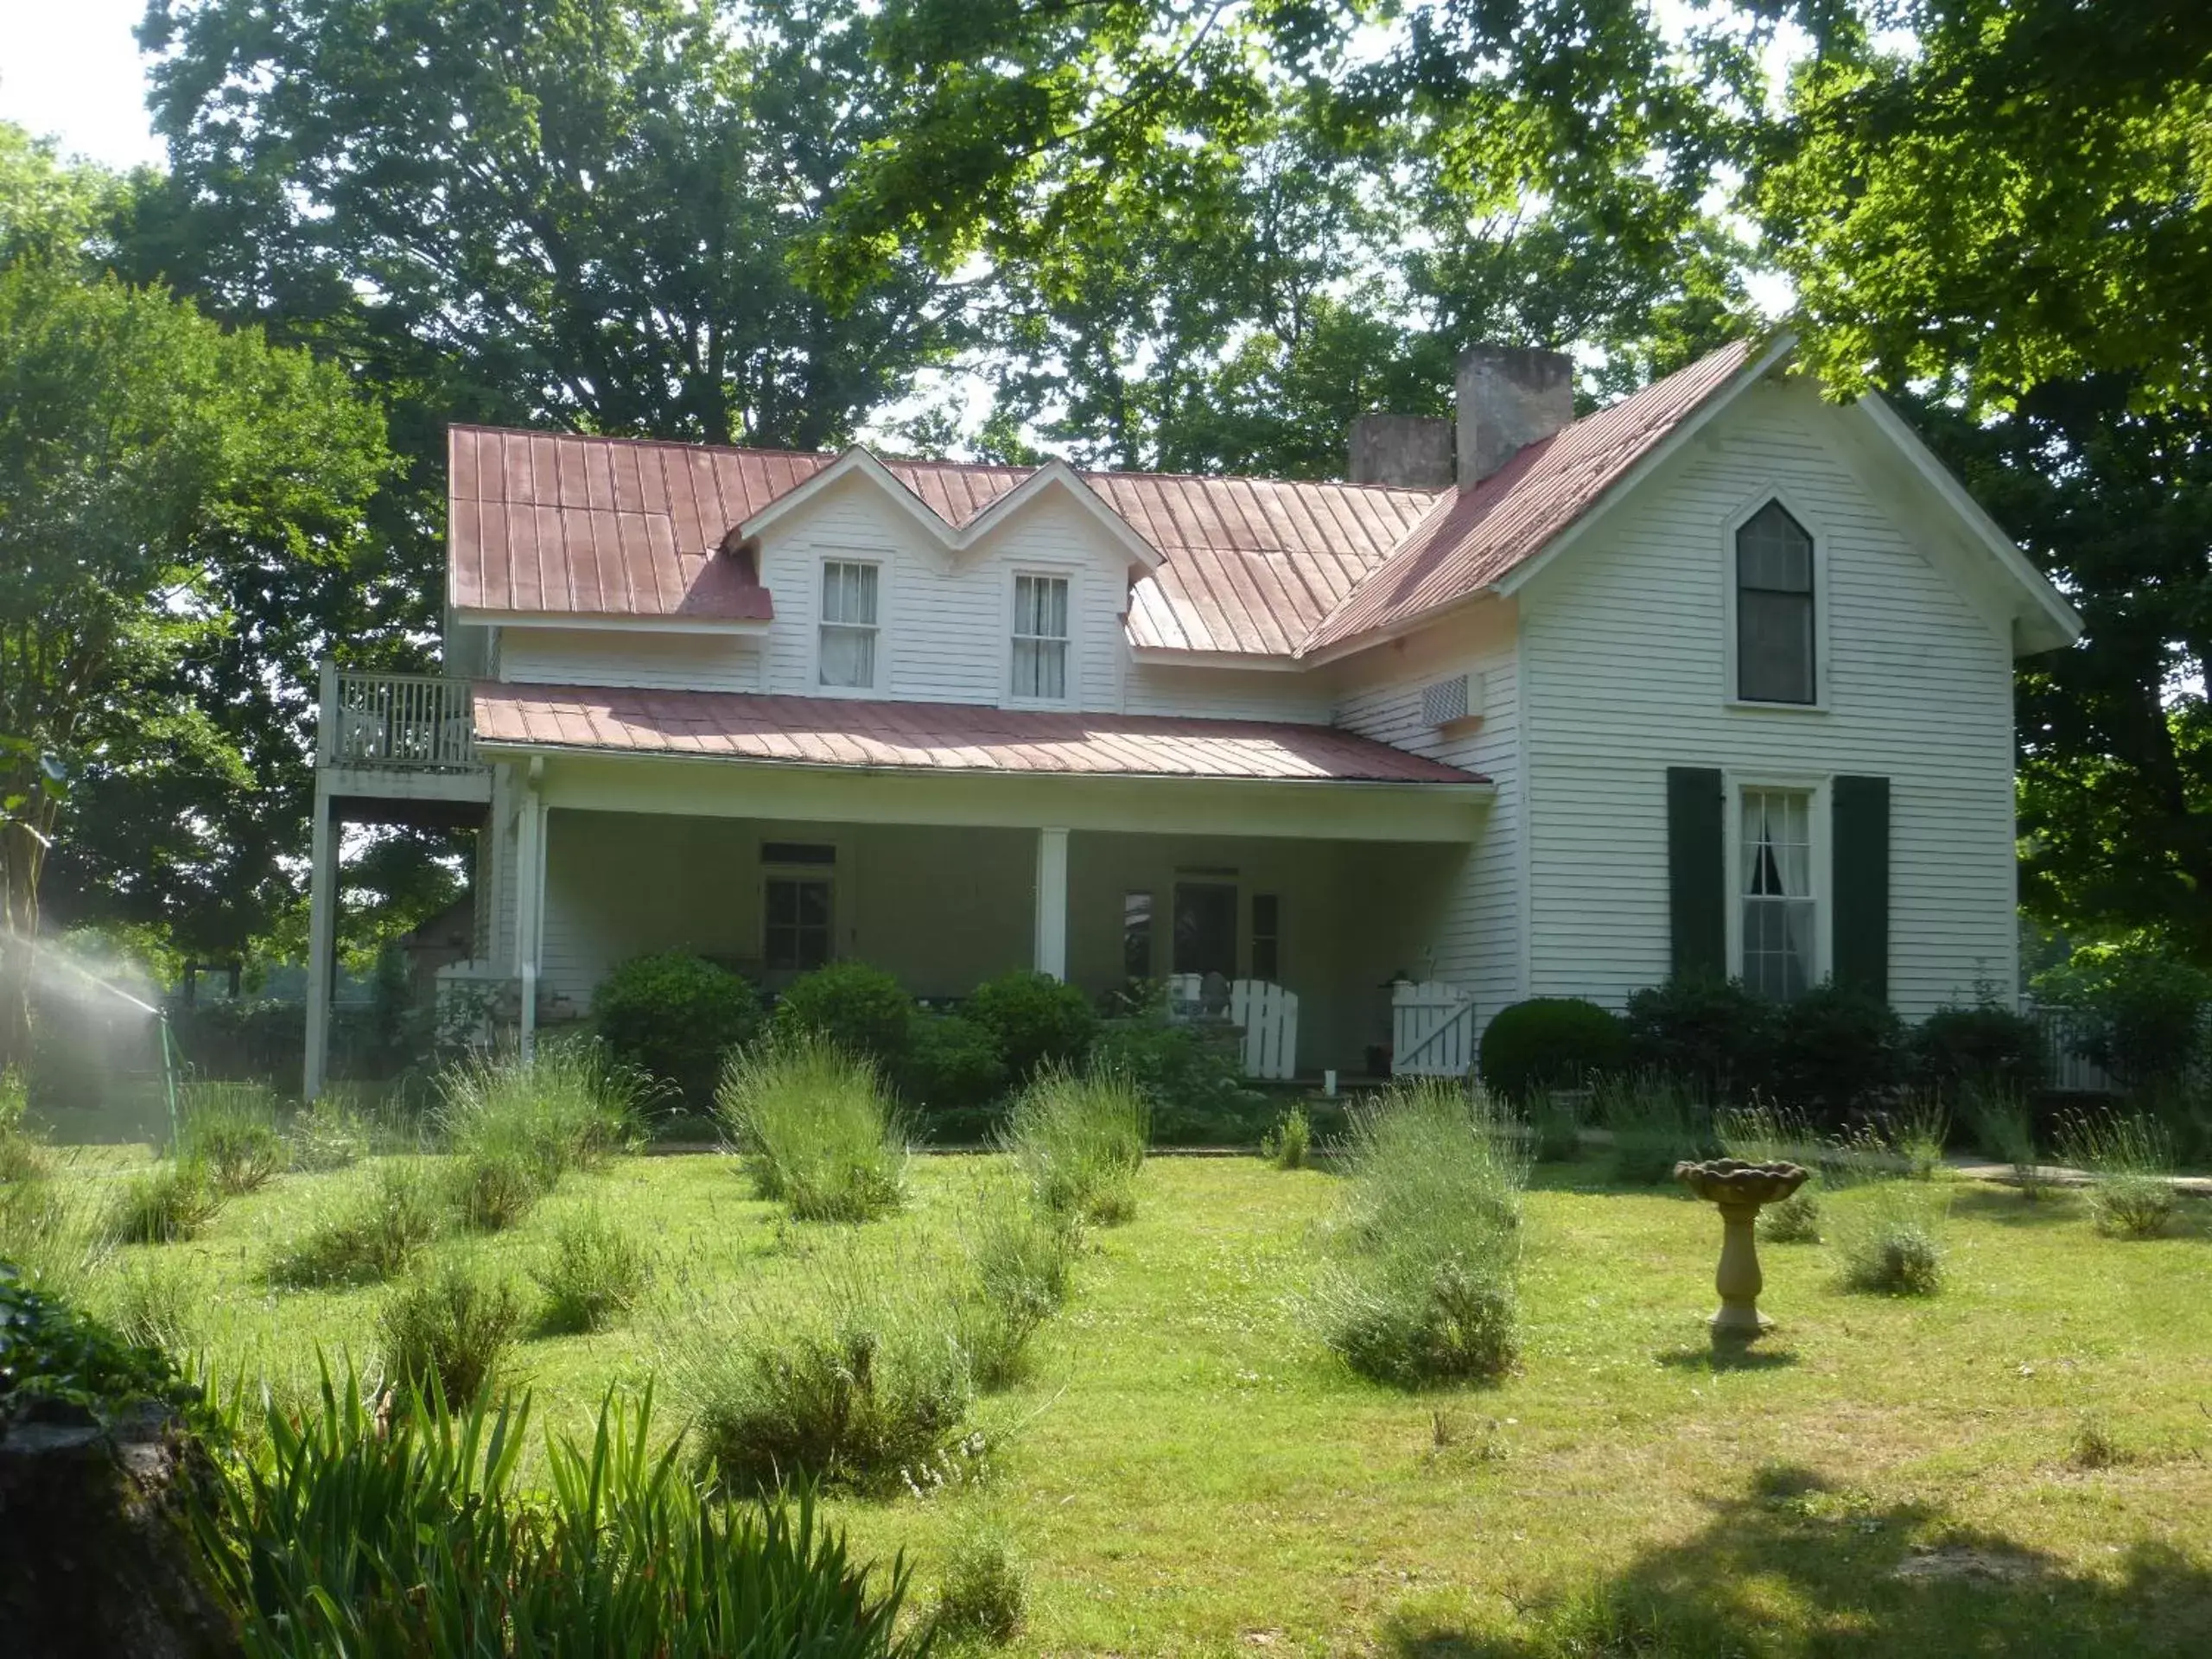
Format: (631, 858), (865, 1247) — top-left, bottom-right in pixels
(0, 1261), (200, 1429)
(1623, 977), (1774, 1102)
(192, 1368), (926, 1656)
(2033, 938), (2212, 1087)
(593, 953), (761, 1112)
(1912, 1003), (2048, 1098)
(1768, 985), (1906, 1125)
(1478, 998), (1629, 1102)
(898, 1011), (1008, 1116)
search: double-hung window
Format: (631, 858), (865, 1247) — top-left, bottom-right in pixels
(818, 560), (880, 690)
(1735, 502), (1815, 704)
(1740, 787), (1815, 1001)
(1011, 575), (1071, 701)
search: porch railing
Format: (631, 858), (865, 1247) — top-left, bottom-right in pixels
(1165, 974), (1300, 1080)
(317, 664), (481, 771)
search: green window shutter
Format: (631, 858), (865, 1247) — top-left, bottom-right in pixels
(1831, 774), (1891, 1002)
(1667, 766), (1726, 980)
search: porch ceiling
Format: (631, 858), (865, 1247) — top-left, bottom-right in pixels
(473, 683), (1485, 787)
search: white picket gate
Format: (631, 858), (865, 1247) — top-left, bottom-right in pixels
(1391, 981), (1476, 1077)
(1165, 975), (1301, 1080)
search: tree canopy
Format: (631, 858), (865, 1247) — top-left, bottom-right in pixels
(0, 132), (391, 1064)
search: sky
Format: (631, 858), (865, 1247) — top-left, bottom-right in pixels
(0, 0), (169, 171)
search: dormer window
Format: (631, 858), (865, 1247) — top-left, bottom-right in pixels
(818, 560), (880, 690)
(1735, 501), (1815, 704)
(1012, 574), (1071, 701)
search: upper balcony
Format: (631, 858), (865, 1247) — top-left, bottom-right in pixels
(315, 664), (493, 816)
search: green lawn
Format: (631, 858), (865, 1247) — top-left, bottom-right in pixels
(40, 1147), (2212, 1656)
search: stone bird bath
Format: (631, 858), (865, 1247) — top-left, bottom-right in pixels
(1674, 1158), (1810, 1336)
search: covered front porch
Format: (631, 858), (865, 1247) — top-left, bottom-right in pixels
(529, 806), (1472, 1076)
(302, 675), (1493, 1091)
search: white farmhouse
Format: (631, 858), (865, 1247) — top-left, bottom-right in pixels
(302, 335), (2081, 1096)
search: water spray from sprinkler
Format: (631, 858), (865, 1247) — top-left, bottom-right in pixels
(3, 927), (181, 1144)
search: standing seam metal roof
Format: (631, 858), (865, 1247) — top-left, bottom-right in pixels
(446, 340), (1759, 657)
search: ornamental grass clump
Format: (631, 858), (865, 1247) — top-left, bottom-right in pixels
(1832, 1178), (1949, 1295)
(104, 1156), (224, 1244)
(716, 1035), (909, 1222)
(1595, 1072), (1711, 1185)
(662, 1249), (972, 1495)
(1260, 1103), (1313, 1169)
(379, 1258), (524, 1403)
(269, 1160), (442, 1287)
(436, 1043), (642, 1230)
(530, 1206), (650, 1335)
(287, 1092), (372, 1173)
(0, 1173), (109, 1301)
(192, 1367), (926, 1658)
(1313, 1081), (1529, 1387)
(1973, 1086), (2055, 1200)
(951, 1182), (1080, 1390)
(2057, 1109), (2178, 1238)
(932, 1517), (1027, 1648)
(177, 1081), (287, 1195)
(1001, 1064), (1149, 1224)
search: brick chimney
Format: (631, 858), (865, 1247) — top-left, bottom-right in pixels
(1456, 345), (1573, 485)
(1347, 413), (1453, 489)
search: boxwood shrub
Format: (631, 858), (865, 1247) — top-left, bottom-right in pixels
(1623, 976), (1775, 1101)
(772, 963), (916, 1071)
(964, 971), (1097, 1083)
(1478, 997), (1627, 1101)
(593, 953), (760, 1109)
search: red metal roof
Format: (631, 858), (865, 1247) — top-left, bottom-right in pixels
(473, 683), (1486, 785)
(446, 340), (1757, 653)
(1300, 340), (1757, 652)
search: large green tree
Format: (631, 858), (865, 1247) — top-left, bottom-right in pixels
(1762, 1), (2212, 415)
(0, 201), (390, 1064)
(139, 0), (954, 449)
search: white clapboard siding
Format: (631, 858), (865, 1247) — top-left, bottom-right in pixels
(1166, 976), (1300, 1079)
(1122, 663), (1337, 723)
(1515, 376), (2023, 1019)
(499, 627), (765, 694)
(1333, 610), (1524, 1028)
(1392, 981), (1476, 1077)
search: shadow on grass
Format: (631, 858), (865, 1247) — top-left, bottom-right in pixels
(1384, 1463), (2212, 1657)
(1652, 1341), (1799, 1373)
(1948, 1183), (2087, 1229)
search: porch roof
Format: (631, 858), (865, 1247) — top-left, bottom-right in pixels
(472, 683), (1486, 787)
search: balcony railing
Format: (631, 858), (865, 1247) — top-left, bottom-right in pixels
(317, 665), (481, 771)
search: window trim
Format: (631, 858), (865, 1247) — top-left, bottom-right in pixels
(1003, 565), (1078, 708)
(812, 552), (887, 696)
(1720, 489), (1830, 714)
(1722, 770), (1832, 995)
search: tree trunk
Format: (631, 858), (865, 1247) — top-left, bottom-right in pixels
(0, 816), (43, 1075)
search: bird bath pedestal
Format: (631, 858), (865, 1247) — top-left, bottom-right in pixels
(1674, 1159), (1810, 1338)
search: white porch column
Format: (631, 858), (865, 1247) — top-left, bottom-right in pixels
(302, 779), (337, 1101)
(1033, 825), (1070, 981)
(514, 768), (546, 1058)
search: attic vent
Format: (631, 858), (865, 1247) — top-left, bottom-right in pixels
(1422, 674), (1471, 728)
